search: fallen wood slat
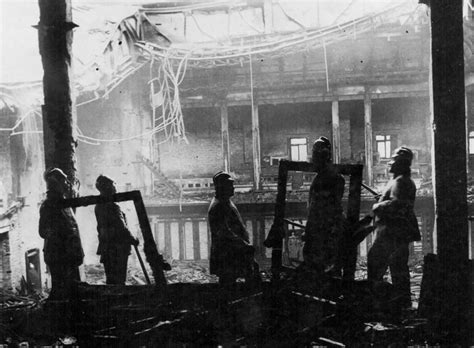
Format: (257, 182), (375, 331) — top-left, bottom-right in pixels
(228, 292), (263, 305)
(291, 291), (337, 305)
(317, 337), (346, 347)
(133, 318), (183, 336)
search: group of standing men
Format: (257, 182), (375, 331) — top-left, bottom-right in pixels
(39, 170), (139, 299)
(38, 136), (420, 309)
(208, 136), (420, 309)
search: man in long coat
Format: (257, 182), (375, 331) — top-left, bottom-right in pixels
(303, 137), (346, 275)
(39, 168), (84, 299)
(95, 175), (139, 285)
(368, 146), (421, 309)
(208, 171), (259, 286)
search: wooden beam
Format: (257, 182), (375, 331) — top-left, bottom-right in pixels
(429, 0), (470, 341)
(364, 93), (373, 186)
(181, 82), (430, 108)
(331, 98), (341, 163)
(37, 0), (78, 195)
(220, 102), (230, 172)
(252, 100), (261, 189)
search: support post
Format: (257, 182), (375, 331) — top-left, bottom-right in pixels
(220, 101), (230, 172)
(364, 93), (373, 186)
(37, 0), (78, 196)
(331, 98), (341, 163)
(465, 94), (469, 174)
(252, 99), (261, 190)
(429, 0), (470, 341)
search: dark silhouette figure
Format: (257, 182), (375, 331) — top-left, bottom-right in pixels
(208, 171), (260, 286)
(368, 146), (420, 309)
(303, 137), (345, 275)
(39, 168), (84, 299)
(95, 175), (139, 285)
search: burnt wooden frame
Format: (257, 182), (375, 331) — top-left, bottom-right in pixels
(61, 190), (167, 288)
(270, 160), (363, 279)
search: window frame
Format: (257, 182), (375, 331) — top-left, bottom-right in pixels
(289, 137), (308, 162)
(375, 134), (392, 159)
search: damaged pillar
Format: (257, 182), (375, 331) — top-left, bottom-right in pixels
(220, 101), (230, 172)
(364, 92), (373, 186)
(252, 96), (261, 190)
(331, 98), (341, 163)
(428, 0), (470, 341)
(37, 0), (78, 195)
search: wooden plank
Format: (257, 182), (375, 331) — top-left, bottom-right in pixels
(265, 160), (289, 276)
(341, 163), (363, 280)
(331, 99), (341, 164)
(184, 221), (193, 260)
(220, 102), (230, 172)
(192, 221), (201, 260)
(257, 218), (265, 258)
(364, 93), (373, 186)
(175, 222), (184, 260)
(133, 192), (167, 287)
(199, 221), (209, 260)
(164, 222), (171, 259)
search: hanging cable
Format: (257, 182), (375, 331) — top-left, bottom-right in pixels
(189, 13), (220, 42)
(332, 0), (357, 25)
(276, 2), (307, 30)
(238, 8), (265, 34)
(135, 1), (409, 67)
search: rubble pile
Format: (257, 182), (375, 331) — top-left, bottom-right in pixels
(84, 262), (219, 285)
(0, 289), (40, 311)
(467, 178), (474, 203)
(85, 260), (424, 306)
(159, 262), (218, 284)
(354, 258), (424, 307)
(0, 289), (44, 345)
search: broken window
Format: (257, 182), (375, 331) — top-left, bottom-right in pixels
(289, 137), (308, 161)
(376, 135), (391, 159)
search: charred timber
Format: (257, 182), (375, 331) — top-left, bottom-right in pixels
(428, 0), (470, 342)
(37, 0), (79, 190)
